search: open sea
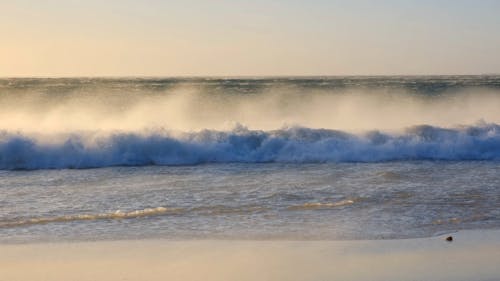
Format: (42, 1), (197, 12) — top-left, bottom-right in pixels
(1, 76), (499, 242)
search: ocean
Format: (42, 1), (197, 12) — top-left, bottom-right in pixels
(1, 76), (499, 242)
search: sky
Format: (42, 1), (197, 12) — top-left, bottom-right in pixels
(1, 0), (500, 77)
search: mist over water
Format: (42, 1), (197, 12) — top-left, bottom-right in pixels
(2, 77), (500, 133)
(1, 77), (500, 241)
(1, 77), (500, 169)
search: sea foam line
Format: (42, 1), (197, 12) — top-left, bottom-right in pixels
(0, 207), (178, 228)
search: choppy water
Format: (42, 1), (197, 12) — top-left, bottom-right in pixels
(0, 77), (499, 242)
(1, 162), (499, 242)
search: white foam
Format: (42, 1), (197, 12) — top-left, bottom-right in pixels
(0, 123), (499, 169)
(287, 200), (355, 210)
(0, 207), (176, 228)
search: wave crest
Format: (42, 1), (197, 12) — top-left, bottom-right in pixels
(1, 123), (500, 170)
(287, 200), (355, 210)
(0, 207), (177, 228)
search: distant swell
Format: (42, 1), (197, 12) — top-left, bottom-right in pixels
(1, 123), (500, 170)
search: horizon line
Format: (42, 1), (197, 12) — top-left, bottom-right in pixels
(1, 73), (500, 79)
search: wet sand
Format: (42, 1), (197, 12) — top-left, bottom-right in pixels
(1, 230), (499, 281)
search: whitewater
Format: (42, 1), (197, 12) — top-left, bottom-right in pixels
(1, 76), (499, 242)
(1, 123), (500, 170)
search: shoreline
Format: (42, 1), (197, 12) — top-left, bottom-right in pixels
(0, 228), (486, 245)
(2, 229), (499, 281)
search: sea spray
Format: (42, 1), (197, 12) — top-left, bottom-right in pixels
(0, 123), (499, 170)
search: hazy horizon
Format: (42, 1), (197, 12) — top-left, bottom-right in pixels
(2, 74), (500, 79)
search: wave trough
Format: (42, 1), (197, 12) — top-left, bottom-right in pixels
(1, 123), (499, 170)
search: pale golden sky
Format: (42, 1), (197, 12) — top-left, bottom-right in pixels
(1, 0), (500, 76)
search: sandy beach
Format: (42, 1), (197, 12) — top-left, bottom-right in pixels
(1, 229), (499, 281)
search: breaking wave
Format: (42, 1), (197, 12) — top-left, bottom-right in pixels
(1, 123), (500, 170)
(287, 200), (355, 210)
(0, 207), (176, 228)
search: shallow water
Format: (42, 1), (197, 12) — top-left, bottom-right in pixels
(1, 161), (499, 242)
